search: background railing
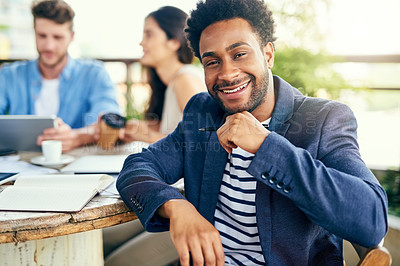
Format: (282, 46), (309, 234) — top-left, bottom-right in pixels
(0, 58), (141, 88)
(2, 55), (400, 91)
(342, 54), (400, 64)
(339, 54), (400, 91)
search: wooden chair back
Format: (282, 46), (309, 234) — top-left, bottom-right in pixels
(351, 242), (392, 266)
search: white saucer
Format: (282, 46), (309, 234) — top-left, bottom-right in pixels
(30, 155), (75, 167)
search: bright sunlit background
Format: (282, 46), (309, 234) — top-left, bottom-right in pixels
(66, 0), (400, 57)
(1, 1), (399, 261)
(0, 0), (399, 171)
(1, 0), (400, 58)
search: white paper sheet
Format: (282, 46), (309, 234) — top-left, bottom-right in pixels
(0, 155), (57, 175)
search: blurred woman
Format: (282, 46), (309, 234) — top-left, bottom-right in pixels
(103, 6), (205, 266)
(120, 6), (205, 144)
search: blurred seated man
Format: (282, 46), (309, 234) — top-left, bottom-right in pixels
(0, 0), (120, 151)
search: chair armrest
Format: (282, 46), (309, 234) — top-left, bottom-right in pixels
(352, 243), (392, 266)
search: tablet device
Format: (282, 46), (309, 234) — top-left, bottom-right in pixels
(0, 148), (18, 156)
(0, 115), (57, 151)
(0, 173), (20, 185)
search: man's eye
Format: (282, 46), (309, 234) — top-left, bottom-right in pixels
(234, 52), (246, 59)
(205, 60), (219, 67)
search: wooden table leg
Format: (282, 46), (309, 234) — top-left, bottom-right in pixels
(0, 229), (103, 266)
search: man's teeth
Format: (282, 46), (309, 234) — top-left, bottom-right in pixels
(222, 83), (247, 94)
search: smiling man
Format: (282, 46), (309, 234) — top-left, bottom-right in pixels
(117, 0), (388, 265)
(0, 0), (120, 151)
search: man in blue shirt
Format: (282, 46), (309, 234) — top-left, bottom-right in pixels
(117, 0), (388, 265)
(0, 0), (120, 151)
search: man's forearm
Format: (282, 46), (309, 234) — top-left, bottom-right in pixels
(157, 199), (190, 219)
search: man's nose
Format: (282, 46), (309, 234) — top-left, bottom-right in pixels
(217, 60), (240, 82)
(43, 38), (56, 50)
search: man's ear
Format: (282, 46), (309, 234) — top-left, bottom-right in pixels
(167, 39), (181, 52)
(263, 42), (274, 69)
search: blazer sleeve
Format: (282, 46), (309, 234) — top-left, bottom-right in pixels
(116, 94), (207, 232)
(117, 128), (188, 232)
(247, 103), (388, 247)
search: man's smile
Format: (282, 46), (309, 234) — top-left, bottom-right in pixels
(220, 80), (251, 94)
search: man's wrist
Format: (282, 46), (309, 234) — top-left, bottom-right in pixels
(158, 199), (188, 219)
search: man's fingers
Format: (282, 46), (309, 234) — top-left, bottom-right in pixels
(213, 239), (225, 266)
(201, 241), (217, 265)
(43, 124), (68, 135)
(216, 112), (269, 154)
(36, 134), (59, 145)
(42, 127), (57, 135)
(188, 240), (204, 266)
(166, 200), (225, 266)
(217, 127), (237, 154)
(173, 239), (191, 266)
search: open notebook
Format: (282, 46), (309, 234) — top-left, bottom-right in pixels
(0, 174), (113, 212)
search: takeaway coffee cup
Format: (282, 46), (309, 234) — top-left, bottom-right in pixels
(97, 113), (126, 150)
(41, 140), (62, 163)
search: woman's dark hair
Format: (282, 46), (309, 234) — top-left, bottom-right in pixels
(186, 0), (276, 60)
(145, 6), (194, 121)
(31, 0), (75, 30)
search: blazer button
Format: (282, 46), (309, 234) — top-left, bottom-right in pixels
(269, 176), (277, 184)
(277, 181), (285, 189)
(261, 172), (269, 179)
(283, 186), (292, 193)
(137, 206), (144, 213)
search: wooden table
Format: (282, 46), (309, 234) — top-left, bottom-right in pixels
(0, 142), (147, 265)
(0, 194), (137, 265)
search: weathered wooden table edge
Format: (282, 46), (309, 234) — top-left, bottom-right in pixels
(0, 193), (137, 244)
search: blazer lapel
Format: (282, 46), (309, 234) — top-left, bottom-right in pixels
(269, 118), (290, 137)
(269, 76), (297, 137)
(198, 124), (228, 224)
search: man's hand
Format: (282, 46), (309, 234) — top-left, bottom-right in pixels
(217, 111), (270, 154)
(117, 119), (164, 143)
(119, 119), (148, 143)
(37, 118), (89, 152)
(159, 200), (225, 266)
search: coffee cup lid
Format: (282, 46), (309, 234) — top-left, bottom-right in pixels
(101, 113), (126, 129)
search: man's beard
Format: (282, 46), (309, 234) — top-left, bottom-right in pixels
(38, 52), (67, 69)
(210, 70), (269, 115)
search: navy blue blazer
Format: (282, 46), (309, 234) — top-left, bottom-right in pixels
(118, 76), (388, 265)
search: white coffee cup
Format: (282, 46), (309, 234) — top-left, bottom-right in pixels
(41, 140), (62, 163)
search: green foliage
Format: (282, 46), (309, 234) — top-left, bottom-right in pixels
(273, 47), (352, 98)
(269, 0), (329, 50)
(268, 0), (357, 99)
(374, 170), (400, 217)
(125, 81), (144, 121)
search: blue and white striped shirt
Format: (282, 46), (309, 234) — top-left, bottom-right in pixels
(214, 147), (265, 265)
